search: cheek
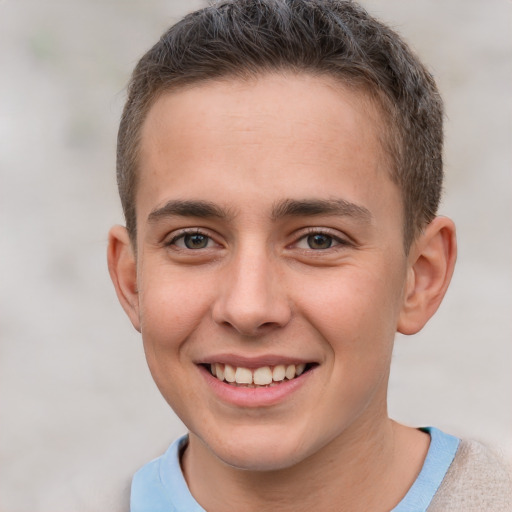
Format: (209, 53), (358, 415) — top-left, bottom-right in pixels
(137, 271), (214, 420)
(298, 267), (402, 333)
(293, 264), (404, 380)
(138, 268), (215, 351)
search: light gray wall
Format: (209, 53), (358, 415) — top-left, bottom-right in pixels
(1, 1), (510, 510)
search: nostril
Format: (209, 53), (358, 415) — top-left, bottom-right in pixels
(258, 321), (283, 331)
(219, 319), (284, 337)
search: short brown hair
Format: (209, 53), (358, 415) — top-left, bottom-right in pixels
(117, 0), (444, 249)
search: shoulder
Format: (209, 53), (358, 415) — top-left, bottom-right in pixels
(428, 438), (512, 512)
(130, 454), (172, 512)
(130, 436), (189, 512)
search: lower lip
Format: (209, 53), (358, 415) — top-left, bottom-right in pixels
(199, 365), (314, 408)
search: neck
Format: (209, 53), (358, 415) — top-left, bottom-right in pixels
(181, 415), (429, 512)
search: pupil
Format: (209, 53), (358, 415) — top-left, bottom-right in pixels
(185, 234), (208, 249)
(307, 234), (332, 249)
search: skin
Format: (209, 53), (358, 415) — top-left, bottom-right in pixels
(108, 73), (456, 511)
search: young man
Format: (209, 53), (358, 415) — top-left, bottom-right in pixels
(108, 1), (511, 510)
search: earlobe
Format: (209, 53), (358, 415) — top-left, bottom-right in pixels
(397, 217), (457, 335)
(107, 225), (141, 332)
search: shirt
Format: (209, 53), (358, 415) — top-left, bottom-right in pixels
(131, 427), (460, 512)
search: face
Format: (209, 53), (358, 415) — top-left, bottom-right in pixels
(130, 74), (410, 470)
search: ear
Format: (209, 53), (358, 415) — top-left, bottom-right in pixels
(397, 216), (457, 335)
(107, 225), (141, 332)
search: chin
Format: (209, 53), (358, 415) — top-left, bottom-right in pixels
(203, 427), (314, 472)
(219, 447), (302, 472)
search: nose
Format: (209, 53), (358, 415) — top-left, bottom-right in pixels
(212, 244), (292, 337)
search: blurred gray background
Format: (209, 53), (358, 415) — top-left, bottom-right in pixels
(1, 1), (510, 511)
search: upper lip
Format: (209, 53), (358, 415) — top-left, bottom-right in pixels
(195, 354), (317, 368)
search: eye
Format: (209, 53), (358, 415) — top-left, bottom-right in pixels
(294, 230), (348, 250)
(305, 233), (334, 250)
(169, 231), (216, 250)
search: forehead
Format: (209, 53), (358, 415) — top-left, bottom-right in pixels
(140, 73), (386, 157)
(136, 73), (399, 229)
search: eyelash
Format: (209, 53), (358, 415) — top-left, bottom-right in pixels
(293, 228), (351, 251)
(166, 228), (219, 250)
(165, 227), (351, 252)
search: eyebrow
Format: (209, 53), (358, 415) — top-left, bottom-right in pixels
(147, 200), (229, 223)
(147, 198), (372, 224)
(271, 198), (372, 223)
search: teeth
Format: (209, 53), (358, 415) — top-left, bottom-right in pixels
(272, 364), (286, 381)
(209, 362), (311, 386)
(235, 367), (253, 384)
(296, 363), (306, 376)
(224, 364), (236, 383)
(285, 364), (296, 380)
(215, 363), (224, 381)
(253, 366), (273, 385)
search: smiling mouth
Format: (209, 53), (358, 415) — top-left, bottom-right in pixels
(205, 363), (317, 387)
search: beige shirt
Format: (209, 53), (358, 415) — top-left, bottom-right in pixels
(428, 439), (512, 511)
